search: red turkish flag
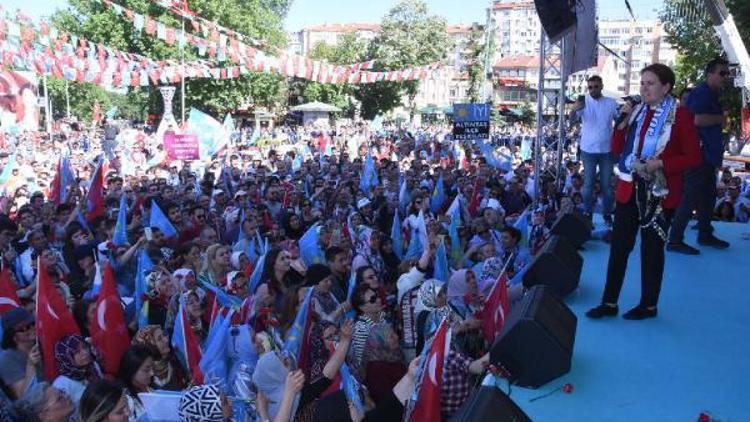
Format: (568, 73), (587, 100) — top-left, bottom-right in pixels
(479, 271), (510, 344)
(0, 268), (21, 315)
(36, 262), (81, 380)
(90, 264), (130, 376)
(409, 318), (451, 422)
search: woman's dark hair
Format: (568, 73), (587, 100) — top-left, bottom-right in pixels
(351, 283), (376, 315)
(79, 379), (125, 422)
(261, 248), (285, 292)
(279, 284), (306, 334)
(641, 63), (676, 93)
(355, 265), (375, 287)
(117, 344), (158, 399)
(73, 299), (96, 338)
(501, 226), (522, 243)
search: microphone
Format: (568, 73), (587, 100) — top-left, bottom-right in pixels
(615, 95), (642, 126)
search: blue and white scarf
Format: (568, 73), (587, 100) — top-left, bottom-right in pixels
(616, 95), (677, 182)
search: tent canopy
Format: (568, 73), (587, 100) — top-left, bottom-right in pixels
(290, 101), (342, 113)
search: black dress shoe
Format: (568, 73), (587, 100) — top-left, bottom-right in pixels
(585, 304), (618, 319)
(697, 235), (730, 249)
(666, 241), (700, 255)
(622, 306), (657, 320)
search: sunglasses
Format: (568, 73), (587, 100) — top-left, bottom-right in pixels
(365, 293), (379, 304)
(16, 323), (34, 333)
(719, 71), (730, 77)
(587, 85), (601, 89)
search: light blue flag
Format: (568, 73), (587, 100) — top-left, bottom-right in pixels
(235, 209), (247, 245)
(391, 210), (403, 260)
(298, 224), (325, 267)
(200, 280), (243, 309)
(405, 228), (423, 261)
(149, 200), (178, 238)
(248, 253), (266, 294)
(359, 154), (379, 196)
(398, 178), (410, 212)
(430, 174), (445, 214)
(513, 206), (531, 247)
(477, 138), (512, 172)
(344, 271), (357, 320)
(112, 195), (129, 247)
(449, 207), (462, 268)
(199, 308), (235, 387)
(341, 363), (365, 414)
(189, 108), (227, 159)
(432, 241), (450, 282)
(135, 249), (154, 329)
(283, 287), (314, 364)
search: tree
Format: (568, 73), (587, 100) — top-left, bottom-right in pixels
(48, 0), (292, 121)
(356, 0), (451, 119)
(296, 33), (368, 117)
(660, 0), (749, 132)
(465, 24), (487, 104)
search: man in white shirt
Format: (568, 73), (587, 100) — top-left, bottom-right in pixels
(572, 75), (619, 225)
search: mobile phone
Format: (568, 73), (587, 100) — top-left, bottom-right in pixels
(144, 227), (153, 241)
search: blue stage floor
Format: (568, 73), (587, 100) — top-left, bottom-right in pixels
(507, 222), (750, 422)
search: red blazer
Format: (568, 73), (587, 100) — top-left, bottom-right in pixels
(612, 107), (702, 210)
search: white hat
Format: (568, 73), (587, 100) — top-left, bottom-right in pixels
(212, 189), (225, 197)
(234, 190), (248, 199)
(357, 198), (371, 209)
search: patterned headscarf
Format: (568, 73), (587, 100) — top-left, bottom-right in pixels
(172, 268), (196, 292)
(54, 334), (101, 382)
(478, 257), (504, 297)
(417, 278), (452, 325)
(179, 384), (224, 422)
(308, 320), (336, 382)
(132, 325), (172, 381)
(354, 226), (386, 277)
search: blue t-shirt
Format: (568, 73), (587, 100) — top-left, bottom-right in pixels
(686, 82), (724, 166)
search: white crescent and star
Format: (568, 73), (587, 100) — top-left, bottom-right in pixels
(46, 303), (60, 320)
(97, 300), (108, 331)
(428, 353), (438, 385)
(0, 297), (19, 308)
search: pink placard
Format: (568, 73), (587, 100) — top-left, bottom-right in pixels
(163, 132), (199, 161)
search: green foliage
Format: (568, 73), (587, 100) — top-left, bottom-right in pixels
(465, 26), (486, 104)
(356, 0), (450, 119)
(48, 0), (290, 121)
(296, 33), (367, 116)
(660, 0), (749, 132)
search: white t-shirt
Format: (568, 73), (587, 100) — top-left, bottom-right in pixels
(578, 95), (619, 154)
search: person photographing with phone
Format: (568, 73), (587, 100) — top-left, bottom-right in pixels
(586, 64), (702, 321)
(571, 75), (620, 225)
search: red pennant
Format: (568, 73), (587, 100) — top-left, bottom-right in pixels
(90, 264), (130, 376)
(410, 319), (450, 421)
(37, 262), (81, 380)
(479, 272), (510, 344)
(0, 268), (21, 316)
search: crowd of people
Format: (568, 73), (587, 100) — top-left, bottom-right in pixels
(0, 58), (748, 422)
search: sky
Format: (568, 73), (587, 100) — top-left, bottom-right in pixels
(3, 0), (665, 30)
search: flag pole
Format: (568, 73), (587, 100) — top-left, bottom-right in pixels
(180, 15), (186, 125)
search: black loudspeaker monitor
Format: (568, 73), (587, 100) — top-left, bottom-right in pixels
(534, 0), (577, 42)
(522, 235), (582, 297)
(490, 285), (577, 389)
(550, 211), (592, 248)
(450, 385), (533, 422)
